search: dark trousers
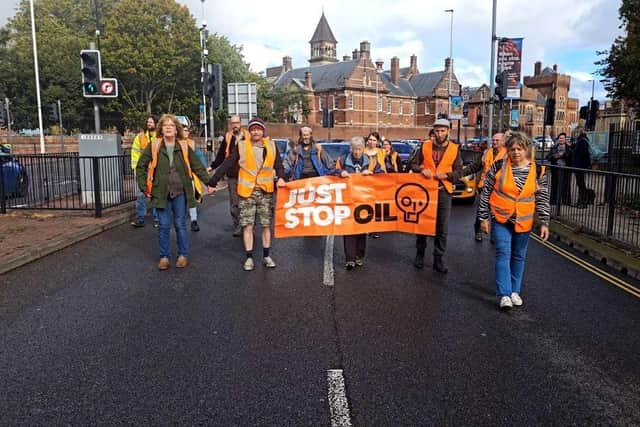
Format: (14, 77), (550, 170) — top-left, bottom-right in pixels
(550, 168), (572, 205)
(575, 171), (587, 205)
(344, 234), (367, 262)
(228, 177), (240, 228)
(416, 189), (452, 257)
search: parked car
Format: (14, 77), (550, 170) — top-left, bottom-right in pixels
(400, 139), (423, 150)
(391, 142), (414, 171)
(534, 136), (554, 150)
(1, 144), (28, 198)
(318, 142), (350, 164)
(272, 138), (292, 160)
(463, 137), (488, 152)
(452, 160), (477, 203)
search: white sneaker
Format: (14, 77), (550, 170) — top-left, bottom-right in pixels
(499, 296), (513, 309)
(263, 256), (276, 268)
(510, 293), (523, 306)
(243, 258), (254, 271)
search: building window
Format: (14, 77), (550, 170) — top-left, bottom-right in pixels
(349, 94), (354, 110)
(424, 102), (429, 115)
(399, 102), (404, 115)
(377, 96), (383, 112)
(319, 97), (323, 111)
(332, 95), (336, 110)
(387, 99), (392, 114)
(480, 90), (486, 101)
(410, 102), (414, 116)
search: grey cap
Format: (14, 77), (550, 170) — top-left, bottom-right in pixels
(433, 118), (451, 128)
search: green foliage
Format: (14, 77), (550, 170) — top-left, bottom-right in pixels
(596, 0), (640, 108)
(266, 85), (311, 123)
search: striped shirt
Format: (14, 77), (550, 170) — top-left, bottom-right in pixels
(478, 160), (551, 226)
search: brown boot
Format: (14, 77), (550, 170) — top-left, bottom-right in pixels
(176, 255), (189, 268)
(158, 257), (170, 270)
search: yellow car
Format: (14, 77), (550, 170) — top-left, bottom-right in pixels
(452, 169), (477, 202)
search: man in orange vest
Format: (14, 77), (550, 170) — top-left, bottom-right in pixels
(409, 118), (464, 273)
(462, 132), (506, 242)
(209, 117), (286, 271)
(130, 115), (158, 228)
(209, 115), (250, 236)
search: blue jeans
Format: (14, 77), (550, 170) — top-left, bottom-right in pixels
(492, 220), (530, 297)
(156, 193), (188, 259)
(135, 173), (158, 223)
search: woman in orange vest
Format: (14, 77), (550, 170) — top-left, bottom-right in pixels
(381, 138), (401, 173)
(477, 132), (550, 309)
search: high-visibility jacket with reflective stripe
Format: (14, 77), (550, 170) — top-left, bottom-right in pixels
(237, 138), (276, 197)
(489, 159), (544, 232)
(478, 147), (507, 188)
(131, 131), (155, 170)
(421, 140), (459, 193)
(225, 129), (250, 158)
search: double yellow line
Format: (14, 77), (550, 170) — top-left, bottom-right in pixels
(531, 234), (640, 298)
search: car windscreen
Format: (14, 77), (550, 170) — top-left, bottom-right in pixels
(320, 144), (350, 161)
(392, 143), (413, 154)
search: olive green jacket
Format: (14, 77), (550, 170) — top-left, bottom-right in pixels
(135, 140), (212, 209)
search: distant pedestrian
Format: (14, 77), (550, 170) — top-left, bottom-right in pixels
(135, 114), (214, 270)
(572, 127), (592, 208)
(284, 126), (334, 180)
(546, 132), (572, 205)
(130, 115), (159, 228)
(462, 132), (506, 242)
(478, 131), (550, 309)
(209, 115), (250, 236)
(183, 125), (207, 232)
(209, 117), (286, 271)
(334, 136), (384, 270)
(409, 118), (463, 273)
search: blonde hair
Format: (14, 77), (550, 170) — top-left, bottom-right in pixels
(156, 114), (184, 140)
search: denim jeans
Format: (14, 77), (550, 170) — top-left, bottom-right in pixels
(135, 172), (158, 223)
(492, 220), (530, 297)
(156, 193), (188, 259)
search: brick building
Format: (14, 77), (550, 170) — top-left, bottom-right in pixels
(268, 13), (461, 133)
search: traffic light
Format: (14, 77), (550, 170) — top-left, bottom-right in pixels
(494, 70), (508, 101)
(544, 98), (556, 126)
(579, 105), (589, 121)
(47, 103), (59, 122)
(587, 100), (599, 130)
(204, 63), (223, 110)
(80, 49), (102, 96)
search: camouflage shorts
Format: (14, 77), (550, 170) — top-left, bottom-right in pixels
(239, 188), (274, 227)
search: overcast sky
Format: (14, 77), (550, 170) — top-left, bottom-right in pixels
(1, 0), (623, 105)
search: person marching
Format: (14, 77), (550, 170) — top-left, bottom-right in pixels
(462, 132), (507, 242)
(135, 114), (215, 270)
(183, 125), (207, 232)
(478, 132), (550, 309)
(334, 136), (384, 270)
(209, 117), (286, 271)
(131, 115), (159, 228)
(409, 118), (464, 273)
(209, 115), (250, 236)
(284, 126), (334, 180)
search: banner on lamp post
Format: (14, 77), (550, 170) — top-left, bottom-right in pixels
(497, 37), (523, 100)
(449, 95), (463, 120)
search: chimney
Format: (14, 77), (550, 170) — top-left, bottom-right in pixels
(304, 71), (313, 90)
(283, 56), (292, 73)
(359, 41), (370, 60)
(352, 49), (360, 60)
(375, 59), (384, 71)
(534, 61), (542, 76)
(553, 64), (558, 73)
(391, 57), (400, 85)
(343, 55), (351, 61)
(410, 54), (418, 74)
(444, 57), (452, 70)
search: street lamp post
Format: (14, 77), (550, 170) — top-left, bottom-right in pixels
(375, 60), (382, 132)
(29, 0), (45, 153)
(487, 0), (497, 142)
(445, 9), (454, 119)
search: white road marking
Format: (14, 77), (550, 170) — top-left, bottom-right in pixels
(323, 235), (335, 287)
(327, 369), (352, 427)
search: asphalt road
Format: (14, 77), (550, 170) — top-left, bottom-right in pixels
(1, 192), (639, 426)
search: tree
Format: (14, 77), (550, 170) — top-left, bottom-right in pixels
(596, 0), (640, 108)
(266, 85), (311, 123)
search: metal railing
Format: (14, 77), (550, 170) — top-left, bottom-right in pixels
(1, 153), (137, 217)
(545, 164), (640, 248)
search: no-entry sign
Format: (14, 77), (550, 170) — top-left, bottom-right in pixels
(98, 78), (118, 98)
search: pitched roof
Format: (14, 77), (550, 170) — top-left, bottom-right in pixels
(408, 71), (445, 97)
(380, 72), (416, 97)
(310, 13), (337, 44)
(274, 60), (359, 91)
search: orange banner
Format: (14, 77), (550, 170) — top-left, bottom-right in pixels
(274, 174), (439, 238)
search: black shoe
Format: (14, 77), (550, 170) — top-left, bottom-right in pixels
(131, 220), (145, 228)
(475, 232), (483, 242)
(191, 221), (200, 232)
(345, 261), (355, 270)
(153, 220), (159, 228)
(433, 256), (448, 274)
(413, 254), (424, 269)
(370, 233), (380, 239)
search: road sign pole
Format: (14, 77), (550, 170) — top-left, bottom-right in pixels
(58, 99), (64, 152)
(93, 98), (100, 133)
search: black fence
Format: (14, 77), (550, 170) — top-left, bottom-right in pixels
(546, 165), (640, 248)
(1, 153), (137, 217)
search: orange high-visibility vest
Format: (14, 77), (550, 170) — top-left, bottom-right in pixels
(478, 147), (507, 188)
(489, 159), (545, 232)
(225, 129), (251, 158)
(145, 139), (192, 195)
(237, 137), (276, 197)
(138, 132), (150, 150)
(421, 140), (459, 193)
(366, 148), (386, 172)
